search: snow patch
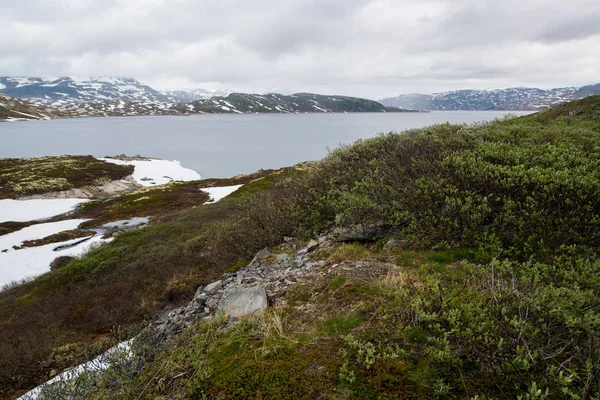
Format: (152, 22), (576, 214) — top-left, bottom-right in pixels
(0, 199), (88, 223)
(17, 339), (133, 400)
(0, 233), (111, 287)
(201, 185), (243, 203)
(99, 158), (201, 186)
(0, 219), (88, 253)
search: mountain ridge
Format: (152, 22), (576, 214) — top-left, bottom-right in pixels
(380, 83), (600, 110)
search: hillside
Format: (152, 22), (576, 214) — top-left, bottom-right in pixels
(0, 77), (407, 117)
(0, 77), (167, 107)
(0, 93), (76, 121)
(2, 97), (600, 399)
(175, 92), (406, 114)
(380, 83), (600, 111)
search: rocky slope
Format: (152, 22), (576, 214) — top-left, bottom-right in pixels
(380, 83), (600, 111)
(0, 93), (78, 121)
(174, 92), (406, 114)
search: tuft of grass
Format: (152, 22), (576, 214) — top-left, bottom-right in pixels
(426, 248), (475, 264)
(328, 243), (369, 264)
(328, 276), (347, 291)
(317, 313), (363, 336)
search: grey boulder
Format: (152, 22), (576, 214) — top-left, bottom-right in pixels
(217, 286), (268, 317)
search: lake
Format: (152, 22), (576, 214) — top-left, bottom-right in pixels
(0, 111), (531, 178)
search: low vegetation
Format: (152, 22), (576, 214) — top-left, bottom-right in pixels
(1, 96), (600, 398)
(0, 155), (133, 199)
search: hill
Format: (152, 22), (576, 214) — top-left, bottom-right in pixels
(0, 93), (76, 121)
(175, 92), (407, 114)
(380, 83), (600, 111)
(2, 97), (600, 399)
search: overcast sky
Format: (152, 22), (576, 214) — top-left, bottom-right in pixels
(1, 0), (598, 98)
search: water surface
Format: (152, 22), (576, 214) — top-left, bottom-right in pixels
(0, 111), (531, 178)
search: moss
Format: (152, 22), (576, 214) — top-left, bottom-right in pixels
(0, 156), (133, 199)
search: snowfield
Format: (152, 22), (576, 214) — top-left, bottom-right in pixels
(100, 158), (201, 186)
(0, 230), (112, 287)
(0, 199), (88, 223)
(201, 184), (243, 203)
(0, 219), (88, 253)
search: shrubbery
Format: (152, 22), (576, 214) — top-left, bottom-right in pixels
(2, 97), (600, 398)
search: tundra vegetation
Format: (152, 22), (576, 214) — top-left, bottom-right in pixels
(1, 96), (600, 399)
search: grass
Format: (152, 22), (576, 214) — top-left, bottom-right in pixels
(317, 312), (363, 336)
(0, 164), (308, 398)
(0, 155), (133, 199)
(327, 243), (370, 264)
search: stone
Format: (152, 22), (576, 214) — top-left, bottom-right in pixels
(383, 238), (409, 252)
(204, 280), (222, 294)
(333, 222), (387, 242)
(249, 248), (271, 266)
(217, 286), (268, 317)
(193, 285), (205, 299)
(306, 239), (319, 252)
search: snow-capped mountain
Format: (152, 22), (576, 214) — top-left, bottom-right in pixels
(163, 89), (233, 103)
(0, 77), (168, 107)
(379, 84), (600, 111)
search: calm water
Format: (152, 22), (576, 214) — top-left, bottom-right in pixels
(0, 112), (531, 178)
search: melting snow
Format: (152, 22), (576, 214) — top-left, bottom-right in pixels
(17, 339), (133, 400)
(201, 185), (243, 203)
(0, 199), (88, 223)
(0, 219), (88, 253)
(100, 158), (201, 186)
(0, 232), (111, 287)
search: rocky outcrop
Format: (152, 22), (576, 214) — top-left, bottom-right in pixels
(333, 222), (388, 242)
(140, 235), (334, 344)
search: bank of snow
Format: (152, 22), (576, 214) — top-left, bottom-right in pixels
(201, 184), (243, 203)
(17, 339), (133, 400)
(100, 158), (201, 186)
(0, 199), (87, 223)
(0, 219), (88, 252)
(0, 228), (111, 287)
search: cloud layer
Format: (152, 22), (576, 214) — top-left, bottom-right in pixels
(1, 0), (599, 97)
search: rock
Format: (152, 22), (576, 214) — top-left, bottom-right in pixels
(333, 222), (387, 242)
(306, 239), (319, 252)
(193, 285), (205, 299)
(204, 280), (222, 295)
(50, 256), (75, 271)
(249, 248), (271, 266)
(217, 287), (268, 317)
(383, 238), (409, 252)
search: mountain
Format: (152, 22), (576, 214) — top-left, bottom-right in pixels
(162, 88), (232, 103)
(62, 99), (184, 117)
(174, 92), (407, 114)
(0, 93), (77, 121)
(379, 84), (600, 111)
(0, 77), (404, 116)
(0, 77), (168, 108)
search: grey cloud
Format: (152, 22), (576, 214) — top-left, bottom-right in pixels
(0, 0), (598, 97)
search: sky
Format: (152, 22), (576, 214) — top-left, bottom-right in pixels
(1, 0), (599, 98)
